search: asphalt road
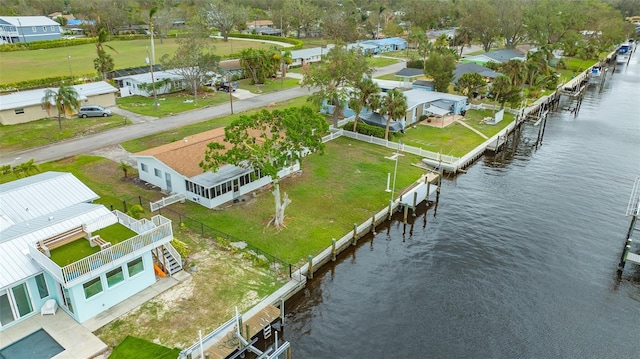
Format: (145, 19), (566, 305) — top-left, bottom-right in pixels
(1, 61), (407, 166)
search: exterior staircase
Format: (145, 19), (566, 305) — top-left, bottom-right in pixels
(162, 245), (183, 275)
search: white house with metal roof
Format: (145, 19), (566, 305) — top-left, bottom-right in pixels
(0, 16), (61, 43)
(132, 128), (299, 209)
(0, 81), (118, 125)
(0, 172), (181, 330)
(403, 88), (468, 123)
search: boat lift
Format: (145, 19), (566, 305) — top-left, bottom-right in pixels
(617, 176), (640, 275)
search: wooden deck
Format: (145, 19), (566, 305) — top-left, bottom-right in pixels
(205, 305), (280, 359)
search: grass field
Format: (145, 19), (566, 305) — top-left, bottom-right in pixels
(117, 90), (229, 117)
(0, 114), (129, 153)
(108, 336), (181, 359)
(0, 38), (275, 85)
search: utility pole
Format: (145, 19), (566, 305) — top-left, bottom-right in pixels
(227, 72), (234, 114)
(67, 54), (73, 83)
(149, 8), (159, 111)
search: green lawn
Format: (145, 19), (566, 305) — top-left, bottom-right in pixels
(0, 38), (275, 85)
(49, 223), (137, 266)
(171, 137), (425, 265)
(0, 115), (129, 153)
(460, 109), (515, 137)
(395, 122), (485, 157)
(237, 77), (300, 93)
(50, 239), (99, 266)
(367, 56), (402, 68)
(109, 336), (180, 359)
(116, 91), (229, 117)
(93, 223), (137, 244)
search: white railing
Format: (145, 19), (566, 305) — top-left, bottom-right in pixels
(114, 210), (156, 233)
(626, 177), (640, 217)
(150, 193), (186, 212)
(84, 212), (118, 233)
(164, 241), (183, 268)
(61, 221), (173, 286)
(28, 246), (64, 284)
(179, 314), (242, 359)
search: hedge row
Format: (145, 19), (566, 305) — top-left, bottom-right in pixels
(0, 37), (96, 52)
(343, 121), (386, 138)
(0, 74), (98, 92)
(227, 32), (304, 50)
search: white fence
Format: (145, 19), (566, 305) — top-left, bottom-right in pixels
(150, 193), (186, 212)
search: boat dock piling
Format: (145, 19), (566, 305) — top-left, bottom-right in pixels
(617, 176), (640, 276)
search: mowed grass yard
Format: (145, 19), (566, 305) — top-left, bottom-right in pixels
(0, 38), (275, 84)
(394, 109), (514, 157)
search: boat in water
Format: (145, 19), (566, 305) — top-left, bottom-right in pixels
(589, 65), (603, 84)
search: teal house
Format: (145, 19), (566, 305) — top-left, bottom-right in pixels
(0, 172), (182, 330)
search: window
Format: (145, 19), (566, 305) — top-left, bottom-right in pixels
(43, 26), (47, 32)
(14, 108), (24, 115)
(51, 26), (55, 31)
(154, 168), (161, 178)
(127, 257), (144, 277)
(32, 27), (37, 32)
(141, 163), (148, 172)
(106, 267), (124, 287)
(35, 274), (49, 299)
(83, 278), (103, 299)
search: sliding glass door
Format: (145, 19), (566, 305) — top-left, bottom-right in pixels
(0, 283), (34, 328)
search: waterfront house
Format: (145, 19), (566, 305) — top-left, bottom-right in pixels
(0, 81), (118, 125)
(452, 62), (500, 84)
(132, 128), (299, 209)
(402, 89), (468, 126)
(0, 172), (181, 330)
(0, 16), (61, 43)
(461, 49), (525, 65)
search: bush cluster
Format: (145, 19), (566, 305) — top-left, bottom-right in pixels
(344, 121), (386, 138)
(170, 238), (191, 258)
(406, 59), (424, 69)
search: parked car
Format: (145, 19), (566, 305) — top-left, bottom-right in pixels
(215, 82), (237, 92)
(78, 105), (112, 118)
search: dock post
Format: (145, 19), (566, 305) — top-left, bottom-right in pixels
(352, 224), (358, 246)
(618, 216), (637, 273)
(426, 181), (431, 204)
(371, 212), (377, 234)
(388, 200), (393, 220)
(403, 205), (409, 224)
(412, 192), (418, 216)
(331, 239), (337, 261)
(307, 255), (313, 279)
(245, 324), (250, 341)
(280, 299), (285, 327)
(286, 346), (292, 359)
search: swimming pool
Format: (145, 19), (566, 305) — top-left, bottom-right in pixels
(0, 328), (64, 359)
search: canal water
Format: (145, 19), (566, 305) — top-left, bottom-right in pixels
(284, 56), (640, 358)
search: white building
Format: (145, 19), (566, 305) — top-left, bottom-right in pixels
(113, 70), (186, 97)
(132, 128), (299, 209)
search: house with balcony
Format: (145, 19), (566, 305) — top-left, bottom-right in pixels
(0, 16), (61, 43)
(132, 127), (299, 209)
(0, 172), (181, 330)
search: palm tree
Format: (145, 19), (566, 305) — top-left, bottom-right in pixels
(501, 59), (527, 87)
(41, 86), (81, 133)
(490, 75), (513, 112)
(94, 28), (118, 80)
(118, 161), (132, 178)
(349, 78), (380, 132)
(380, 89), (408, 140)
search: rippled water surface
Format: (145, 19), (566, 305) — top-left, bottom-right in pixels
(285, 56), (640, 358)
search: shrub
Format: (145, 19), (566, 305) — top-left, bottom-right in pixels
(406, 59), (424, 69)
(345, 121), (385, 138)
(170, 238), (191, 258)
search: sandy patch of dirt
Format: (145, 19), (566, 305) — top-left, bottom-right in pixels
(90, 144), (137, 166)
